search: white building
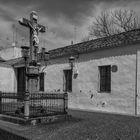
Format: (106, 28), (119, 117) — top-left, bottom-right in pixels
(1, 29), (140, 115)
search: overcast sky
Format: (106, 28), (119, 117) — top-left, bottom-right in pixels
(0, 0), (140, 50)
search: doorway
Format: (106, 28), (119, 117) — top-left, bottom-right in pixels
(17, 67), (25, 96)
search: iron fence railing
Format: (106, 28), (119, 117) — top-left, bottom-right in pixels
(0, 92), (68, 118)
(30, 93), (68, 117)
(0, 92), (24, 117)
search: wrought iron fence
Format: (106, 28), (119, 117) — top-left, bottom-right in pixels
(30, 92), (68, 117)
(0, 92), (68, 118)
(0, 92), (24, 117)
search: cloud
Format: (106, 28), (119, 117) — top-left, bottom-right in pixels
(0, 0), (140, 49)
(0, 0), (140, 24)
(0, 0), (95, 25)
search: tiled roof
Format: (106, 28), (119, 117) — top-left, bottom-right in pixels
(1, 29), (140, 67)
(48, 29), (140, 59)
(2, 57), (24, 66)
(0, 63), (12, 68)
(1, 55), (47, 67)
(2, 56), (48, 67)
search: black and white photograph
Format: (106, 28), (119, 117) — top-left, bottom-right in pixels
(0, 0), (140, 139)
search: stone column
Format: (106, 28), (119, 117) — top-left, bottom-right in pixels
(64, 92), (68, 114)
(24, 91), (30, 119)
(27, 66), (39, 93)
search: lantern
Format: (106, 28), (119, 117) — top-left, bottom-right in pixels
(21, 46), (30, 59)
(69, 56), (75, 69)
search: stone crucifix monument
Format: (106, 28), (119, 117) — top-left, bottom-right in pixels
(19, 11), (46, 93)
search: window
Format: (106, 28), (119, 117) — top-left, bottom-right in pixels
(99, 65), (111, 92)
(39, 72), (44, 91)
(63, 69), (72, 92)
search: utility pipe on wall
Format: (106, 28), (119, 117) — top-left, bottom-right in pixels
(135, 50), (138, 115)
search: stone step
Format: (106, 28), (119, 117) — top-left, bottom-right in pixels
(0, 114), (71, 125)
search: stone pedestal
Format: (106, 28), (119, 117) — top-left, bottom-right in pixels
(26, 66), (39, 92)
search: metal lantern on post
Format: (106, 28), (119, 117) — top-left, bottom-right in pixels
(40, 48), (45, 61)
(69, 56), (75, 70)
(34, 46), (39, 59)
(21, 46), (30, 61)
(44, 52), (50, 62)
(40, 48), (50, 66)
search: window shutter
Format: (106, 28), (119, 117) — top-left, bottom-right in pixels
(99, 65), (111, 92)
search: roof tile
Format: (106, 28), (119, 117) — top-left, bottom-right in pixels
(49, 29), (140, 59)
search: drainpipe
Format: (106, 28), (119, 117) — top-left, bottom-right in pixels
(135, 50), (138, 115)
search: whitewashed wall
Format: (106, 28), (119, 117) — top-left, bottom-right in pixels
(43, 44), (140, 115)
(0, 43), (140, 115)
(0, 47), (21, 60)
(0, 66), (16, 92)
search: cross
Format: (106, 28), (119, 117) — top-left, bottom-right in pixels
(19, 11), (46, 65)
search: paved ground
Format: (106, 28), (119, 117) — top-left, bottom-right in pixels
(1, 109), (140, 140)
(22, 110), (140, 140)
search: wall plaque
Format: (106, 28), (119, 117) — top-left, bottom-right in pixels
(111, 65), (118, 72)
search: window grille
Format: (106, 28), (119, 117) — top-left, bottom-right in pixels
(99, 65), (111, 92)
(63, 69), (72, 92)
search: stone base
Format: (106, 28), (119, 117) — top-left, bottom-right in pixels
(0, 114), (71, 125)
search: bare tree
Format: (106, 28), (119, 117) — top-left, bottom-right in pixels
(88, 9), (140, 38)
(113, 9), (140, 31)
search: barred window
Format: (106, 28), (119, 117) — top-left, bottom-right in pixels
(99, 65), (111, 92)
(39, 72), (44, 91)
(63, 69), (72, 92)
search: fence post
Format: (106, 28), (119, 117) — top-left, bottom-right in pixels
(24, 91), (30, 119)
(64, 92), (68, 114)
(0, 92), (2, 114)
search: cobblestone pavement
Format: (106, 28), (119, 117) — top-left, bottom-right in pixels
(21, 110), (140, 140)
(1, 110), (140, 140)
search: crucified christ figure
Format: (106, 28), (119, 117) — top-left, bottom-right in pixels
(28, 22), (42, 47)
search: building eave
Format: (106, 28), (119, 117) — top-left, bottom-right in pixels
(48, 29), (140, 59)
